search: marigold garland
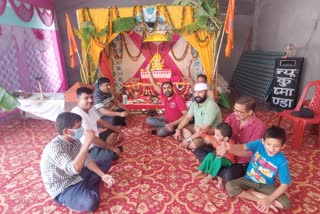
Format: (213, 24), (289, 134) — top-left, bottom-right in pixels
(170, 42), (189, 61)
(122, 33), (144, 61)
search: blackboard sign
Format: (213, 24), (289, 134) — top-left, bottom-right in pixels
(270, 58), (304, 110)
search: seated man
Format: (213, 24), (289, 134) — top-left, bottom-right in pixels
(72, 87), (123, 162)
(40, 112), (115, 212)
(194, 96), (266, 182)
(94, 77), (129, 126)
(174, 83), (222, 150)
(146, 65), (187, 137)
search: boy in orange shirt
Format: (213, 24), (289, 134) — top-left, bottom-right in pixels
(193, 122), (235, 188)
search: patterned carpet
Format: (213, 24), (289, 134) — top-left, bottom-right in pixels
(0, 111), (319, 214)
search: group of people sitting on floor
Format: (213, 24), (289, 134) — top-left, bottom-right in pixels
(40, 65), (291, 213)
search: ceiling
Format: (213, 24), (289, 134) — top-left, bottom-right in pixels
(53, 0), (256, 16)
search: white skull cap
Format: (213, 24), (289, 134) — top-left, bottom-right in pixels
(194, 83), (208, 91)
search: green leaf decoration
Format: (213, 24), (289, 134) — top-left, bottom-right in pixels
(95, 26), (109, 37)
(172, 0), (222, 32)
(92, 68), (99, 83)
(185, 23), (201, 33)
(82, 21), (96, 34)
(0, 86), (19, 111)
(201, 0), (218, 16)
(86, 54), (97, 85)
(113, 17), (136, 33)
(73, 28), (82, 39)
(73, 21), (97, 49)
(196, 15), (209, 28)
(173, 0), (201, 7)
(219, 92), (231, 109)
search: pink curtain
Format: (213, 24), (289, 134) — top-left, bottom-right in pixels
(6, 0), (54, 26)
(0, 25), (68, 93)
(0, 0), (67, 93)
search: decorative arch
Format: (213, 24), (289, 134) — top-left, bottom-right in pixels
(76, 5), (218, 86)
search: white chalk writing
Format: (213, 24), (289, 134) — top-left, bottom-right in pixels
(272, 97), (293, 108)
(276, 68), (297, 78)
(273, 87), (295, 96)
(276, 77), (292, 87)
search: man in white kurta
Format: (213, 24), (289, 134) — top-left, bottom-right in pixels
(71, 87), (123, 163)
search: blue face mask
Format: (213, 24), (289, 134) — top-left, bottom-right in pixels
(70, 127), (84, 140)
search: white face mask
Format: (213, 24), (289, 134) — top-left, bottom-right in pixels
(69, 127), (84, 140)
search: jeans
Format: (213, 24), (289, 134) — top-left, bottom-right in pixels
(89, 146), (113, 166)
(194, 144), (215, 162)
(54, 161), (111, 212)
(101, 108), (126, 126)
(146, 117), (175, 137)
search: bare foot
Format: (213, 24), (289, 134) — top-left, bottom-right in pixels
(180, 142), (189, 148)
(269, 205), (279, 213)
(192, 171), (203, 178)
(216, 177), (224, 190)
(248, 190), (280, 213)
(254, 204), (279, 213)
(200, 175), (213, 184)
(113, 140), (123, 147)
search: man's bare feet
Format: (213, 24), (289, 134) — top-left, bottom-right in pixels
(200, 175), (213, 184)
(192, 171), (203, 178)
(216, 177), (224, 189)
(180, 141), (189, 148)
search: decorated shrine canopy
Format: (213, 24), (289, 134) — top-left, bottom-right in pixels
(76, 5), (218, 84)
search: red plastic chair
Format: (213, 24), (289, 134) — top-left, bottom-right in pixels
(278, 80), (320, 149)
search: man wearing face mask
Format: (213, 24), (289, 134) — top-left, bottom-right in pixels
(40, 112), (115, 212)
(174, 83), (222, 150)
(146, 65), (187, 137)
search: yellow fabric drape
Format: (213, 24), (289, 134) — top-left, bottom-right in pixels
(158, 6), (215, 84)
(76, 5), (216, 85)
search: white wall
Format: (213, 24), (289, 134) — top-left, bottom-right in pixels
(252, 0), (320, 92)
(217, 0), (256, 85)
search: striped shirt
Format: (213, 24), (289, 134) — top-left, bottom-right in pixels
(40, 135), (92, 198)
(93, 88), (115, 110)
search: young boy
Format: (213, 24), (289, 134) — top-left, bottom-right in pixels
(193, 122), (235, 189)
(219, 126), (291, 213)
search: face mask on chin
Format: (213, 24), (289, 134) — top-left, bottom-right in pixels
(69, 126), (84, 140)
